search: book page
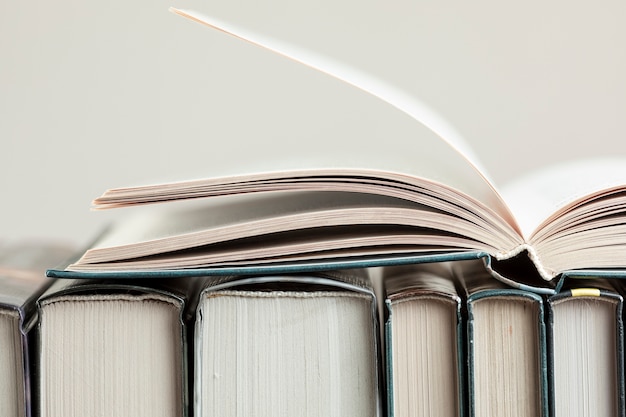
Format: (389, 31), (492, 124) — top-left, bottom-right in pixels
(501, 157), (626, 239)
(123, 8), (515, 226)
(170, 8), (486, 174)
(77, 191), (510, 267)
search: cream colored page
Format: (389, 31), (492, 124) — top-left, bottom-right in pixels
(160, 8), (513, 223)
(501, 158), (626, 239)
(169, 9), (481, 171)
(89, 192), (432, 250)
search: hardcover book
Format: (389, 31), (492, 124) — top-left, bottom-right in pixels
(546, 279), (625, 417)
(457, 260), (548, 417)
(192, 270), (381, 417)
(383, 263), (464, 417)
(0, 242), (74, 417)
(46, 8), (626, 294)
(35, 278), (202, 417)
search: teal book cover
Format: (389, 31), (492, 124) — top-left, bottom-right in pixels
(546, 279), (625, 417)
(383, 263), (465, 417)
(459, 260), (548, 417)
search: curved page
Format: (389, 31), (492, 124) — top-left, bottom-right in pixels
(72, 192), (510, 270)
(502, 158), (626, 239)
(96, 8), (516, 230)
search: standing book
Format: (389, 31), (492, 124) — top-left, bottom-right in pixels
(457, 260), (548, 417)
(35, 277), (202, 417)
(192, 270), (381, 417)
(0, 242), (74, 417)
(383, 263), (464, 417)
(546, 279), (625, 417)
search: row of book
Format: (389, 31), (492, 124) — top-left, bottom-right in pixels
(1, 242), (623, 417)
(5, 6), (626, 417)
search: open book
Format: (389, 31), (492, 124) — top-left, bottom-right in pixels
(56, 8), (626, 289)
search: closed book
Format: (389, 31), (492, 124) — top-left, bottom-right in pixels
(35, 277), (202, 417)
(457, 260), (548, 417)
(0, 242), (74, 417)
(546, 279), (625, 417)
(383, 263), (464, 417)
(192, 270), (381, 417)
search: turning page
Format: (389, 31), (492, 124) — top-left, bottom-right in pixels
(166, 7), (512, 222)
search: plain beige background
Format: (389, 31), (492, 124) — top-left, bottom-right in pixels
(2, 0), (625, 247)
